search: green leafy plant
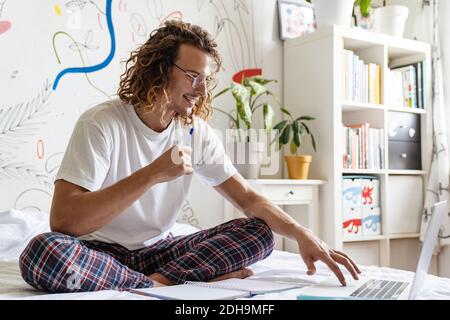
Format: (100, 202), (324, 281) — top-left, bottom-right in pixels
(354, 0), (372, 17)
(213, 76), (281, 141)
(272, 109), (317, 155)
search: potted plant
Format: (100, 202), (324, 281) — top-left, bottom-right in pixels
(309, 0), (356, 28)
(353, 0), (409, 38)
(213, 75), (279, 179)
(353, 0), (375, 30)
(271, 109), (317, 180)
(371, 1), (409, 38)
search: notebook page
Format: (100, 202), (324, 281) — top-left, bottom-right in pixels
(186, 278), (301, 294)
(130, 284), (249, 300)
(248, 269), (322, 285)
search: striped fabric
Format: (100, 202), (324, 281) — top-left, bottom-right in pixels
(19, 218), (274, 293)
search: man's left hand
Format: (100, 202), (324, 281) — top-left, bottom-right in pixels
(295, 227), (362, 286)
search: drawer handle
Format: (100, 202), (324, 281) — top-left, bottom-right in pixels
(400, 153), (408, 159)
(287, 190), (294, 196)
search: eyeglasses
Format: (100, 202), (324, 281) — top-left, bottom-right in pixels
(173, 63), (212, 88)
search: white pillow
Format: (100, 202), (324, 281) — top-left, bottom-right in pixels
(0, 210), (200, 261)
(0, 209), (51, 261)
(0, 210), (201, 261)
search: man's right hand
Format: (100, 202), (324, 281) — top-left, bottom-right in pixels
(50, 145), (193, 236)
(149, 144), (193, 184)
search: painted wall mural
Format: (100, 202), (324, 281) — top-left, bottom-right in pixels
(0, 0), (282, 229)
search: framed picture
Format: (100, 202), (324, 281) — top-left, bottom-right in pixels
(278, 0), (316, 40)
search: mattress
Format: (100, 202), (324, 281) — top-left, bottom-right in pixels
(0, 260), (157, 300)
(1, 250), (450, 300)
(0, 261), (46, 299)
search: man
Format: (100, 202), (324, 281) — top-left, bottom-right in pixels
(19, 21), (360, 293)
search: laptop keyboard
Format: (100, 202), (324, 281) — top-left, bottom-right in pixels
(350, 279), (409, 299)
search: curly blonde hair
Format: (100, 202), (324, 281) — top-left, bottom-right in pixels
(117, 20), (222, 125)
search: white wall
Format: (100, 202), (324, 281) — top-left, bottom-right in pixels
(0, 0), (283, 229)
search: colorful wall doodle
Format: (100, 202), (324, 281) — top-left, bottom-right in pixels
(52, 0), (115, 90)
(0, 0), (282, 229)
(0, 0), (11, 36)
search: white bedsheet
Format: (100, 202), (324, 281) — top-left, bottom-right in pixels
(1, 209), (449, 300)
(2, 250), (450, 300)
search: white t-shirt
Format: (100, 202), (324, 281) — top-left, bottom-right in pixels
(55, 99), (237, 250)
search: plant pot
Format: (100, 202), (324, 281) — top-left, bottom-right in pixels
(354, 6), (375, 30)
(371, 5), (409, 38)
(285, 155), (312, 180)
(311, 0), (355, 28)
(227, 141), (265, 179)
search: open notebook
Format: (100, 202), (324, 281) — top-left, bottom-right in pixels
(130, 278), (301, 300)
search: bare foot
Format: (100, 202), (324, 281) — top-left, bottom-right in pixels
(208, 268), (254, 282)
(148, 268), (254, 286)
(150, 280), (167, 287)
(148, 273), (173, 287)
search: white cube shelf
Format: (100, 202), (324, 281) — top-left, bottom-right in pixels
(283, 25), (432, 269)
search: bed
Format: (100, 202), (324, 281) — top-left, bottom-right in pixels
(1, 209), (449, 300)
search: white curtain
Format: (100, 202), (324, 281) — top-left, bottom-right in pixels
(419, 0), (450, 278)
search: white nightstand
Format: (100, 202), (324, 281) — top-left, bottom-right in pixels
(223, 179), (326, 253)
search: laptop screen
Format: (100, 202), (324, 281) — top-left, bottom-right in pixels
(409, 201), (446, 300)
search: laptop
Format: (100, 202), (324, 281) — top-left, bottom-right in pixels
(298, 200), (447, 300)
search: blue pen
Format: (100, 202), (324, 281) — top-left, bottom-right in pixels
(188, 120), (195, 145)
(188, 125), (194, 151)
(177, 121), (194, 146)
(187, 124), (195, 170)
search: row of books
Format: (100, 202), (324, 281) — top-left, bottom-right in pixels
(385, 61), (426, 109)
(342, 123), (385, 170)
(343, 50), (381, 104)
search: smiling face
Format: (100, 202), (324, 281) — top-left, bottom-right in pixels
(166, 43), (211, 117)
(118, 21), (222, 130)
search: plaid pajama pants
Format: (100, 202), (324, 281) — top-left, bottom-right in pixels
(19, 217), (274, 293)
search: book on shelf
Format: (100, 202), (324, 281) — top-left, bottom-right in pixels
(129, 278), (301, 300)
(386, 61), (426, 109)
(342, 123), (384, 170)
(342, 49), (381, 105)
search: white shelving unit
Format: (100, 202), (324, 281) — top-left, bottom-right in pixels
(283, 25), (435, 272)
